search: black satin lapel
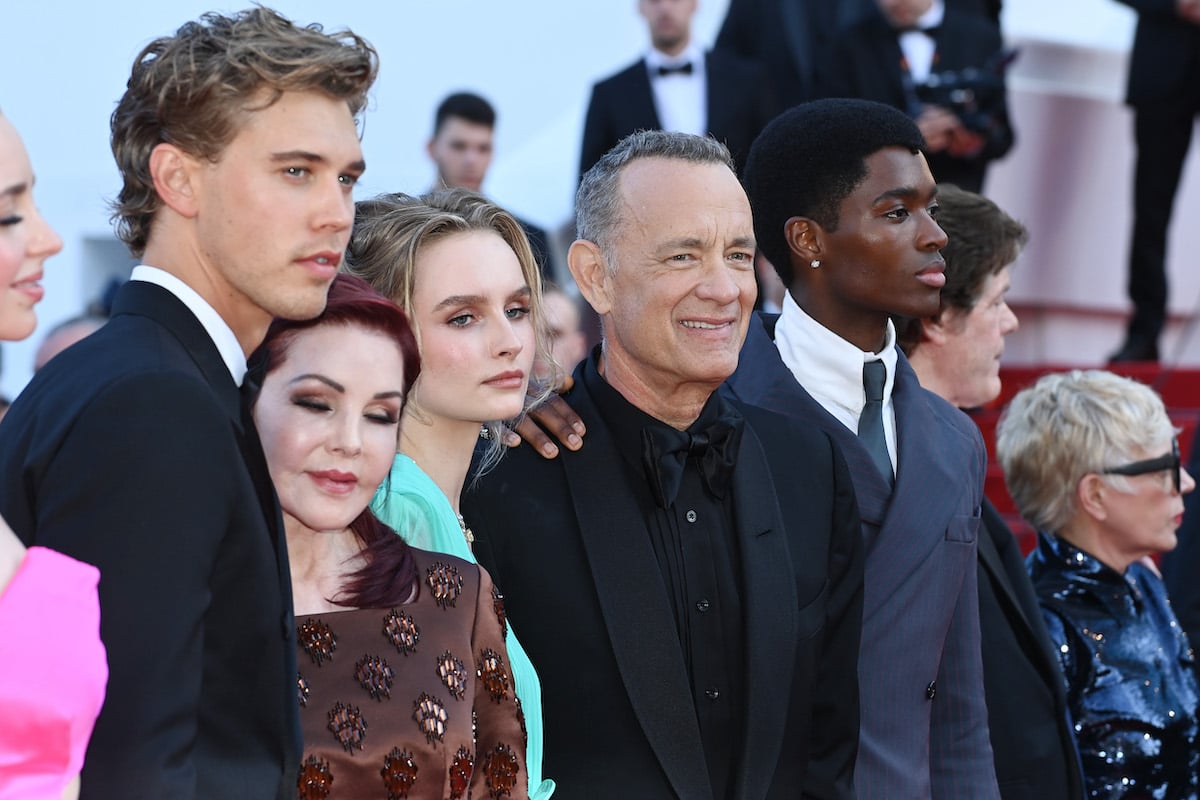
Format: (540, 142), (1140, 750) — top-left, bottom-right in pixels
(564, 390), (713, 800)
(632, 62), (664, 129)
(729, 426), (796, 800)
(977, 505), (1034, 634)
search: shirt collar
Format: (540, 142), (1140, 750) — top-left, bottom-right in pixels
(644, 43), (703, 72)
(774, 291), (897, 418)
(914, 0), (945, 30)
(130, 264), (248, 386)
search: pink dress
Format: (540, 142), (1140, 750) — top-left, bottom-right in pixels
(0, 547), (107, 799)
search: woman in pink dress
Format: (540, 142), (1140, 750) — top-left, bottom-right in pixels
(0, 110), (107, 800)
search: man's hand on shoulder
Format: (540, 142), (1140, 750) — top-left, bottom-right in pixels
(504, 376), (586, 459)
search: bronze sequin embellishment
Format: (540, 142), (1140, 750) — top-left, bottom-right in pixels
(297, 754), (334, 799)
(492, 585), (507, 638)
(436, 650), (468, 700)
(427, 561), (463, 609)
(327, 701), (367, 754)
(482, 743), (520, 798)
(413, 692), (448, 743)
(298, 618), (337, 666)
(477, 648), (511, 703)
(355, 654), (395, 701)
(515, 696), (528, 746)
(297, 672), (311, 708)
(383, 608), (420, 656)
(448, 746), (474, 799)
(380, 747), (418, 799)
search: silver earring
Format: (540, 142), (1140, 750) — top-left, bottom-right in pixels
(810, 259), (821, 269)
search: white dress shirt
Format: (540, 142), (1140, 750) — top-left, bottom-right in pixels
(644, 43), (707, 137)
(130, 265), (248, 386)
(898, 0), (945, 84)
(774, 291), (898, 472)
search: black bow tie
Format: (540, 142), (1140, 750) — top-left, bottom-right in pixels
(656, 62), (693, 77)
(897, 24), (940, 36)
(641, 413), (743, 509)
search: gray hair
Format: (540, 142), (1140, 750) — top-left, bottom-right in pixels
(575, 130), (735, 270)
(995, 369), (1177, 533)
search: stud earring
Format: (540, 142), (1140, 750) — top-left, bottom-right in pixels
(810, 259), (821, 269)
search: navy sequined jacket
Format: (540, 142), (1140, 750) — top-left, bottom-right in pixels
(1028, 531), (1200, 800)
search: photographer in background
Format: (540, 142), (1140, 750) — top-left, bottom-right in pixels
(819, 0), (1014, 193)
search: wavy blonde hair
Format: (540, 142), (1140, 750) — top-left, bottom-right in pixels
(345, 188), (553, 472)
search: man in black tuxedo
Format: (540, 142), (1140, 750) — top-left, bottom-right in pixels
(819, 0), (1014, 193)
(895, 185), (1085, 800)
(578, 0), (776, 179)
(715, 0), (998, 109)
(715, 0), (875, 108)
(0, 9), (377, 798)
(464, 130), (864, 799)
(1108, 0), (1200, 362)
(427, 91), (553, 279)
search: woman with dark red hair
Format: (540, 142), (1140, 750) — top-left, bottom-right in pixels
(248, 273), (528, 799)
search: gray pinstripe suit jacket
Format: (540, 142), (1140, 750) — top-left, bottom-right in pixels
(727, 314), (1000, 800)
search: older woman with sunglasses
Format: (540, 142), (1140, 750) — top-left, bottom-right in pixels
(997, 369), (1199, 800)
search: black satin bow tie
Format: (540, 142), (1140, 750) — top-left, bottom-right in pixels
(641, 414), (744, 509)
(656, 62), (693, 77)
(897, 24), (940, 36)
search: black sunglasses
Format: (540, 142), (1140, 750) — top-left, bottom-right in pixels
(1102, 438), (1181, 494)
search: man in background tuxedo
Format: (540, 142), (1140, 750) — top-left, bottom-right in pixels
(819, 0), (1014, 193)
(0, 9), (376, 798)
(466, 130), (864, 798)
(578, 0), (776, 179)
(895, 184), (1085, 800)
(715, 0), (1000, 112)
(427, 91), (553, 278)
(1108, 0), (1200, 362)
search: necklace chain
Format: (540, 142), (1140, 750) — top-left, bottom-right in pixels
(456, 513), (475, 545)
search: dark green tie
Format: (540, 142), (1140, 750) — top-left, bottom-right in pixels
(859, 360), (894, 488)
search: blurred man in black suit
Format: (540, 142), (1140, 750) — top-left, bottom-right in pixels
(579, 0), (776, 179)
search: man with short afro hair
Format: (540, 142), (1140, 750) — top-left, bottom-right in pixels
(728, 97), (1001, 799)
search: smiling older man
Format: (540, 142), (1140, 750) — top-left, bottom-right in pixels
(465, 130), (864, 799)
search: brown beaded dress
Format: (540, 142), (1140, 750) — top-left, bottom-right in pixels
(294, 548), (529, 799)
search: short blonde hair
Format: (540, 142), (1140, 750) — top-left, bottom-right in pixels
(995, 369), (1176, 532)
(344, 189), (551, 469)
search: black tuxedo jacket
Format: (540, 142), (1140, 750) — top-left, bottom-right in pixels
(0, 281), (300, 798)
(977, 499), (1085, 800)
(819, 8), (1014, 192)
(1115, 0), (1200, 106)
(715, 0), (876, 108)
(463, 356), (863, 799)
(578, 50), (777, 179)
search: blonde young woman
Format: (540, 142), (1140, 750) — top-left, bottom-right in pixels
(0, 110), (105, 800)
(346, 189), (555, 799)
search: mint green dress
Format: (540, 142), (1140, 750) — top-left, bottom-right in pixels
(371, 454), (555, 800)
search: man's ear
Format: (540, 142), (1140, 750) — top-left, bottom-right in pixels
(149, 142), (201, 219)
(920, 311), (950, 346)
(425, 137), (436, 162)
(567, 239), (613, 317)
(784, 216), (822, 263)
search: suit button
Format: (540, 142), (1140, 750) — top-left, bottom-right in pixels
(705, 688), (720, 700)
(685, 510), (697, 523)
(696, 599), (710, 613)
(925, 681), (937, 700)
